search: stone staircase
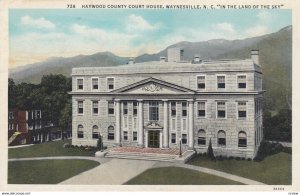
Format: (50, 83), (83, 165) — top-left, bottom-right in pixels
(103, 147), (196, 163)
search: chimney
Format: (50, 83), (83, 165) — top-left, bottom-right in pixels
(167, 48), (184, 62)
(193, 54), (202, 64)
(160, 56), (166, 62)
(251, 50), (259, 65)
(128, 57), (134, 65)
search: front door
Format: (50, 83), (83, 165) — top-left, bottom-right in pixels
(148, 131), (160, 148)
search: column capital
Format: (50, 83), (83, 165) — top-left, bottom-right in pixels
(137, 99), (143, 102)
(162, 99), (169, 102)
(188, 99), (194, 102)
(115, 99), (121, 102)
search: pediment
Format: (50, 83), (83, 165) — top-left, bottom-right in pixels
(111, 77), (195, 94)
(144, 122), (163, 130)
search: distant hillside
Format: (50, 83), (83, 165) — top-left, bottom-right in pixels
(10, 26), (292, 111)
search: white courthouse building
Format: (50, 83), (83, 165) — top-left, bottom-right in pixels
(70, 48), (263, 159)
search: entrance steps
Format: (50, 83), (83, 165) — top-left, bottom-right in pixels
(102, 147), (196, 163)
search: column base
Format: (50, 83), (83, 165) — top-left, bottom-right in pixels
(137, 144), (144, 148)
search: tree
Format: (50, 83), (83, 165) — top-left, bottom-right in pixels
(207, 138), (215, 160)
(59, 100), (72, 140)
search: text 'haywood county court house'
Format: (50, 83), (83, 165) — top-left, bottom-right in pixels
(70, 48), (264, 159)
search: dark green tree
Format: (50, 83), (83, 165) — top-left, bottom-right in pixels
(207, 138), (215, 160)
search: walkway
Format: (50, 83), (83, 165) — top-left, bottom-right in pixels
(9, 156), (265, 185)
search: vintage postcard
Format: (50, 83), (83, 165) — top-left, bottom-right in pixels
(0, 0), (299, 193)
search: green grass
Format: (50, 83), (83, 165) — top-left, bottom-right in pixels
(8, 159), (100, 184)
(125, 167), (243, 185)
(188, 152), (291, 185)
(8, 140), (96, 158)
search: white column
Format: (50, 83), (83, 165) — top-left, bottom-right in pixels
(188, 100), (194, 149)
(115, 99), (121, 145)
(138, 99), (144, 147)
(159, 132), (163, 148)
(163, 100), (169, 148)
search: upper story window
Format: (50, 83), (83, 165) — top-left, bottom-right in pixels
(92, 78), (99, 90)
(77, 78), (83, 90)
(237, 75), (247, 89)
(133, 101), (138, 115)
(108, 101), (114, 115)
(217, 102), (226, 118)
(197, 102), (206, 117)
(171, 102), (176, 117)
(92, 101), (98, 115)
(107, 78), (114, 90)
(197, 76), (205, 89)
(78, 101), (83, 114)
(123, 102), (128, 115)
(238, 102), (247, 119)
(9, 112), (14, 119)
(182, 102), (187, 117)
(217, 76), (225, 89)
(149, 101), (159, 121)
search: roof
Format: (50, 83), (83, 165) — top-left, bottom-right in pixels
(72, 58), (261, 76)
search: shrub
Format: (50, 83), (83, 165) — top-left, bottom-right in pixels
(282, 147), (292, 154)
(247, 158), (252, 161)
(207, 139), (215, 161)
(254, 140), (285, 161)
(235, 157), (241, 161)
(241, 157), (246, 161)
(63, 143), (70, 148)
(228, 156), (234, 160)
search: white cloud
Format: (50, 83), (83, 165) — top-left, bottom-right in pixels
(257, 11), (272, 23)
(20, 15), (56, 29)
(214, 22), (236, 34)
(125, 14), (158, 33)
(244, 25), (269, 37)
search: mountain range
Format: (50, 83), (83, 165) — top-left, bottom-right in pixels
(9, 25), (292, 112)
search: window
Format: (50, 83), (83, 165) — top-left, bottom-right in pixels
(149, 101), (159, 121)
(77, 79), (83, 90)
(182, 102), (187, 117)
(77, 125), (84, 138)
(124, 116), (128, 128)
(133, 132), (137, 141)
(171, 118), (176, 130)
(108, 101), (114, 115)
(8, 112), (14, 119)
(92, 125), (99, 139)
(123, 131), (128, 141)
(123, 102), (128, 115)
(238, 102), (247, 119)
(237, 75), (246, 88)
(9, 123), (13, 130)
(108, 126), (114, 140)
(107, 78), (114, 90)
(78, 101), (83, 114)
(92, 78), (99, 90)
(217, 102), (226, 118)
(171, 133), (176, 144)
(238, 131), (247, 147)
(182, 118), (187, 131)
(217, 130), (226, 146)
(36, 110), (41, 119)
(133, 101), (138, 115)
(198, 129), (206, 145)
(217, 76), (225, 88)
(171, 102), (176, 116)
(197, 102), (206, 117)
(133, 117), (137, 129)
(197, 76), (205, 89)
(92, 101), (98, 114)
(182, 134), (187, 144)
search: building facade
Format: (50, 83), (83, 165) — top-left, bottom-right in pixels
(70, 49), (263, 159)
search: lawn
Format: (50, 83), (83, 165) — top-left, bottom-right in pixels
(125, 167), (243, 185)
(188, 152), (291, 185)
(8, 159), (100, 184)
(8, 140), (96, 158)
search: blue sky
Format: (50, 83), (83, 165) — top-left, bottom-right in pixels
(9, 9), (291, 68)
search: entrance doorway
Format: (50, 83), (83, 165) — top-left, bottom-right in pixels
(148, 131), (160, 148)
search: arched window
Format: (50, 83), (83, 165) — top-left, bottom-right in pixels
(238, 131), (247, 147)
(78, 125), (84, 138)
(92, 125), (99, 139)
(108, 126), (114, 140)
(197, 129), (206, 145)
(217, 130), (226, 146)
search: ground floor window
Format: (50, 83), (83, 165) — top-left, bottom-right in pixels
(217, 130), (226, 146)
(123, 131), (128, 141)
(238, 131), (247, 147)
(108, 126), (114, 140)
(92, 125), (99, 139)
(171, 133), (176, 144)
(133, 131), (137, 141)
(77, 125), (84, 138)
(197, 129), (206, 145)
(181, 134), (187, 144)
